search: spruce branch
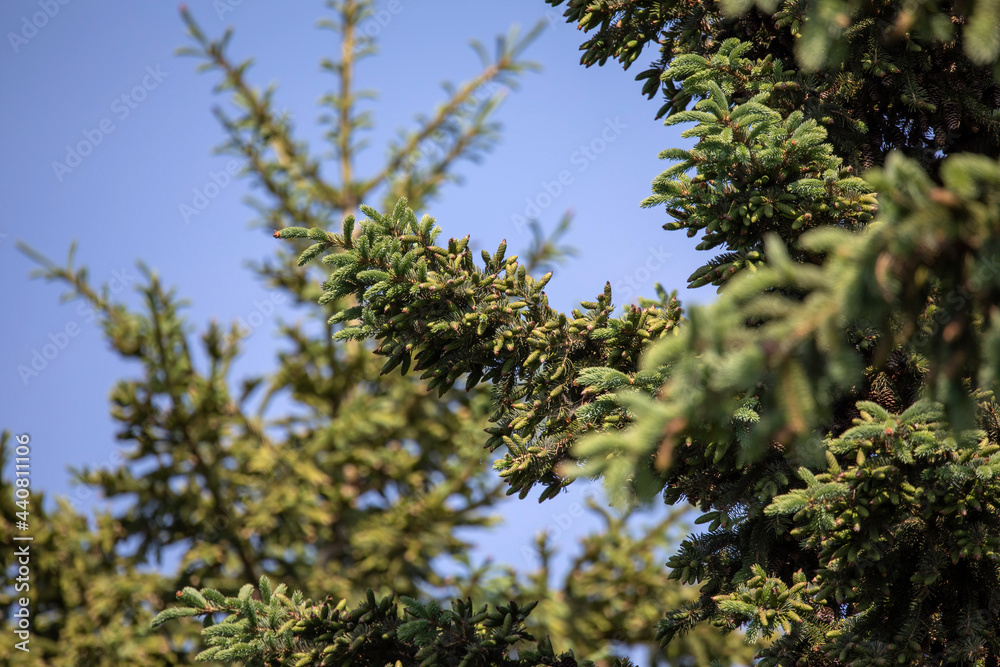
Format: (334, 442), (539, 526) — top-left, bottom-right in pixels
(153, 577), (608, 666)
(644, 38), (876, 289)
(549, 0), (1000, 166)
(574, 150), (1000, 664)
(276, 198), (682, 500)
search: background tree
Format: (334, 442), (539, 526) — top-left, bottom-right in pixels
(0, 2), (753, 666)
(153, 0), (1000, 665)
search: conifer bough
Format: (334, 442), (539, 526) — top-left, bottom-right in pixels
(155, 576), (599, 666)
(275, 199), (682, 501)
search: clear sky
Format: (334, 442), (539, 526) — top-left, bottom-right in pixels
(0, 1), (702, 576)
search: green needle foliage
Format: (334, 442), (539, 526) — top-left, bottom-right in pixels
(151, 0), (1000, 664)
(274, 201), (683, 501)
(643, 38), (877, 289)
(2, 2), (755, 666)
(156, 578), (586, 667)
(547, 0), (1000, 169)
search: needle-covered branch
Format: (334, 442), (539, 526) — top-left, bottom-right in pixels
(153, 577), (611, 666)
(644, 39), (876, 289)
(275, 199), (682, 500)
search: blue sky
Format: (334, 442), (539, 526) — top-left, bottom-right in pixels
(0, 1), (703, 575)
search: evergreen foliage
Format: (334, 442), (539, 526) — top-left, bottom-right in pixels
(643, 37), (877, 288)
(547, 0), (1000, 170)
(273, 201), (683, 501)
(150, 0), (1000, 665)
(156, 576), (589, 666)
(2, 2), (754, 666)
(0, 434), (185, 665)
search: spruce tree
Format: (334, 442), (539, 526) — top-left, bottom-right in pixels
(154, 0), (1000, 665)
(0, 3), (751, 666)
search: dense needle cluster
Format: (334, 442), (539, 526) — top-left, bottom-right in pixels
(274, 201), (682, 500)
